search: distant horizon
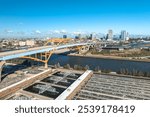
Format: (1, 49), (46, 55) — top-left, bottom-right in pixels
(0, 30), (150, 39)
(0, 0), (150, 36)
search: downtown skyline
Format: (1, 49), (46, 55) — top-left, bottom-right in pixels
(0, 0), (150, 37)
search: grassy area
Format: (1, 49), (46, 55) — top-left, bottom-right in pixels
(91, 49), (150, 57)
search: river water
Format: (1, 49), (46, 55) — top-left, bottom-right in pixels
(49, 54), (150, 72)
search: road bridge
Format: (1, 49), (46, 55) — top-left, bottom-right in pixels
(0, 43), (91, 82)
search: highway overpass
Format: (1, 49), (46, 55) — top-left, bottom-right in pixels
(0, 43), (91, 82)
(0, 43), (90, 61)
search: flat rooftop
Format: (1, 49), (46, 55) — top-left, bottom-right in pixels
(1, 66), (150, 100)
(73, 74), (150, 100)
(0, 65), (45, 90)
(3, 69), (89, 100)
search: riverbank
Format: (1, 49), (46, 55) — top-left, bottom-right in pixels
(57, 67), (150, 79)
(69, 53), (150, 63)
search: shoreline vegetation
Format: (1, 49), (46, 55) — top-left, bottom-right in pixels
(69, 53), (150, 63)
(53, 62), (150, 78)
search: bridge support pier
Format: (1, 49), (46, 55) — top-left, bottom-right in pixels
(0, 61), (6, 82)
(79, 46), (90, 54)
(45, 62), (48, 69)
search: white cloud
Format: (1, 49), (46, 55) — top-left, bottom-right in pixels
(34, 30), (41, 34)
(73, 31), (80, 35)
(60, 29), (67, 33)
(50, 29), (67, 34)
(53, 30), (60, 34)
(4, 29), (13, 33)
(73, 31), (86, 35)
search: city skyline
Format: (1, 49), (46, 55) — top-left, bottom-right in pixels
(0, 0), (150, 36)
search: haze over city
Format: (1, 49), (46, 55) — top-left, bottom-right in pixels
(0, 0), (150, 37)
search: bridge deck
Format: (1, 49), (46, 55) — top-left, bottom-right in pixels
(0, 43), (89, 61)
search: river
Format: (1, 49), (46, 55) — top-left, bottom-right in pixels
(49, 54), (150, 73)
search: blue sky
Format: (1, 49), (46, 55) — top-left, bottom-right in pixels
(0, 0), (150, 36)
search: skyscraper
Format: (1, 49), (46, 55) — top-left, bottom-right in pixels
(75, 34), (81, 39)
(89, 33), (95, 40)
(63, 35), (67, 38)
(107, 29), (113, 40)
(126, 32), (129, 40)
(121, 30), (127, 40)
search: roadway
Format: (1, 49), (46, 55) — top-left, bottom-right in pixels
(0, 43), (89, 61)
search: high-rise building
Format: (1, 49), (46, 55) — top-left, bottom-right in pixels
(121, 30), (127, 40)
(107, 29), (113, 40)
(75, 34), (81, 39)
(126, 32), (129, 41)
(63, 35), (67, 38)
(89, 33), (95, 40)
